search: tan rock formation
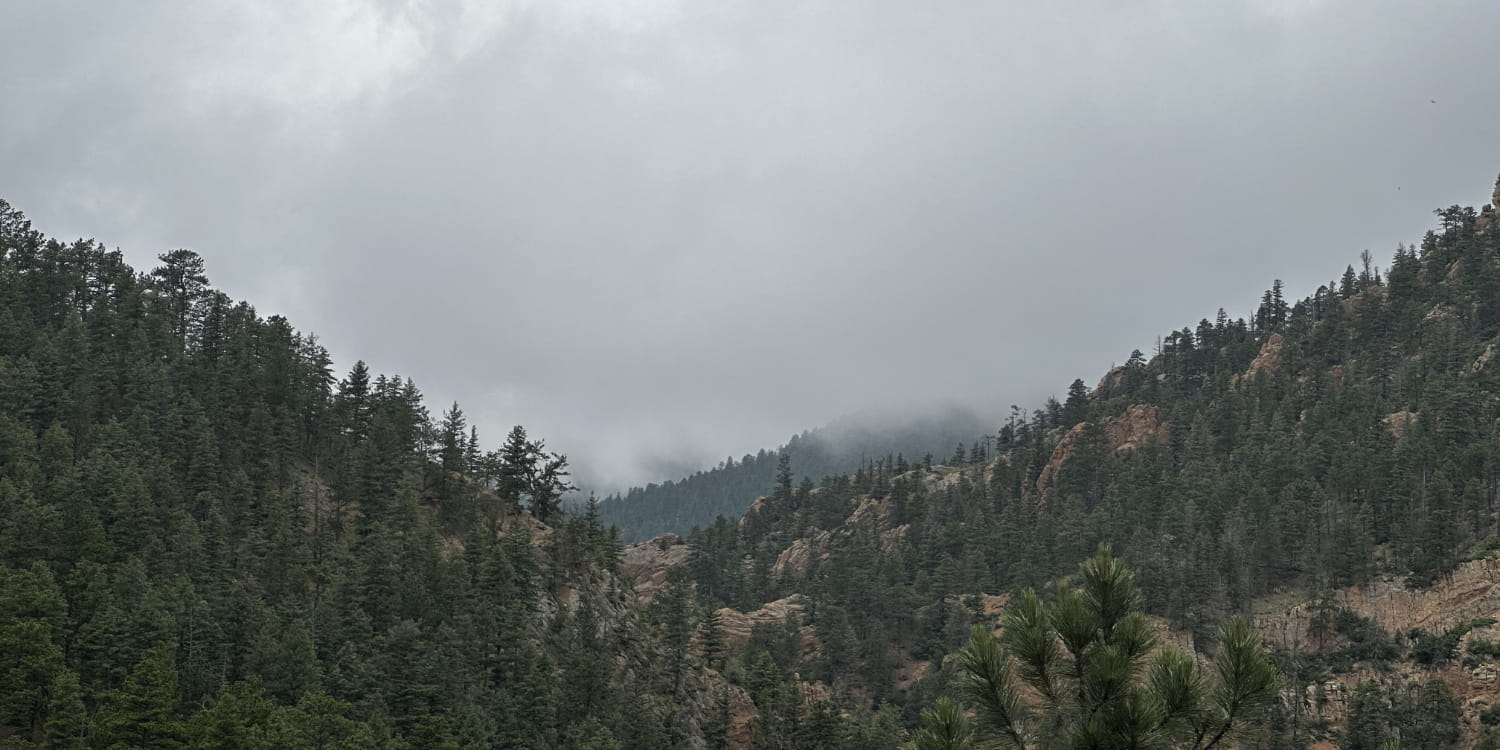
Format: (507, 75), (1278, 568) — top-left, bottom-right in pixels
(846, 497), (890, 528)
(880, 523), (909, 552)
(713, 595), (811, 648)
(1254, 556), (1500, 653)
(1384, 410), (1418, 439)
(1476, 343), (1497, 372)
(738, 497), (766, 529)
(979, 593), (1010, 618)
(1037, 405), (1169, 492)
(1106, 404), (1170, 453)
(771, 534), (827, 580)
(1036, 422), (1087, 491)
(1245, 332), (1284, 378)
(1097, 365), (1126, 393)
(724, 681), (756, 749)
(620, 533), (692, 603)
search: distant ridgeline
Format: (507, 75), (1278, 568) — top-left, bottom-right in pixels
(597, 407), (991, 542)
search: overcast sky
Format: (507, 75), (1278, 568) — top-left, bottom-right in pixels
(6, 0), (1500, 490)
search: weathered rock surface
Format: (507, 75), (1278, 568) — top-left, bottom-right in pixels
(1106, 404), (1170, 453)
(768, 497), (903, 580)
(771, 534), (827, 580)
(1254, 556), (1500, 746)
(1245, 332), (1284, 377)
(1384, 409), (1418, 439)
(621, 533), (692, 603)
(1037, 404), (1169, 492)
(714, 595), (811, 648)
(1255, 557), (1500, 649)
(1476, 342), (1497, 372)
(1096, 365), (1126, 393)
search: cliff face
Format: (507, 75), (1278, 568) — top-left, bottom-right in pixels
(630, 455), (1500, 748)
(759, 495), (906, 581)
(620, 533), (693, 603)
(1253, 556), (1500, 745)
(1035, 404), (1169, 492)
(1256, 557), (1500, 651)
(1246, 331), (1285, 377)
(1479, 180), (1500, 229)
(712, 595), (816, 651)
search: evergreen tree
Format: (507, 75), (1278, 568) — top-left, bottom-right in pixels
(937, 546), (1277, 749)
(96, 643), (187, 749)
(1063, 378), (1090, 427)
(907, 697), (971, 750)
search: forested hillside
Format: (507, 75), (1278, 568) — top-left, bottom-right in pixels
(656, 177), (1500, 748)
(0, 199), (700, 748)
(599, 406), (990, 542)
(8, 172), (1500, 750)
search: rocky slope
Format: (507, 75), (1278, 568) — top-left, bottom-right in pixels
(626, 441), (1500, 748)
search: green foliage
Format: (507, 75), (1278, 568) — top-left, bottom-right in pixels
(0, 202), (688, 748)
(907, 697), (971, 750)
(1410, 619), (1493, 666)
(1343, 677), (1462, 750)
(1464, 533), (1500, 561)
(1405, 677), (1460, 750)
(936, 546), (1278, 749)
(1474, 638), (1500, 662)
(95, 643), (187, 749)
(8, 173), (1500, 747)
(1306, 607), (1399, 672)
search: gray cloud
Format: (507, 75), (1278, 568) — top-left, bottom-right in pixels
(7, 0), (1500, 489)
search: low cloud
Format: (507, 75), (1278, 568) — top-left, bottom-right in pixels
(7, 0), (1500, 491)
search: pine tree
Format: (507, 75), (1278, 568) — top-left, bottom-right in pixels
(149, 250), (209, 348)
(1062, 378), (1090, 427)
(335, 361), (372, 441)
(933, 546), (1277, 749)
(41, 669), (88, 750)
(498, 425), (532, 504)
(700, 608), (727, 672)
(96, 643), (186, 749)
(774, 451), (793, 501)
(907, 697), (971, 750)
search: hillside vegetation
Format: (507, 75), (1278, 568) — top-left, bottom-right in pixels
(0, 200), (696, 748)
(653, 176), (1500, 748)
(6, 173), (1500, 749)
(599, 406), (990, 542)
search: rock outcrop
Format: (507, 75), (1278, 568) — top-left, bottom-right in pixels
(620, 533), (693, 603)
(1483, 181), (1500, 230)
(1384, 409), (1418, 439)
(1255, 557), (1500, 649)
(1245, 332), (1285, 378)
(1476, 343), (1497, 372)
(1096, 365), (1126, 393)
(768, 497), (902, 580)
(1106, 404), (1170, 453)
(1036, 404), (1169, 492)
(1252, 555), (1500, 747)
(771, 535), (827, 580)
(713, 595), (813, 648)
